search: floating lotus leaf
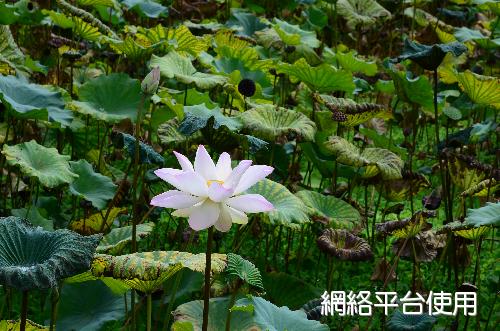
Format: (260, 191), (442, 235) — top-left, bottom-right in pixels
(317, 229), (373, 261)
(226, 253), (264, 290)
(396, 39), (467, 71)
(239, 104), (316, 141)
(173, 296), (328, 331)
(70, 207), (127, 235)
(150, 51), (227, 90)
(392, 231), (445, 262)
(387, 310), (436, 331)
(296, 190), (361, 229)
(97, 223), (155, 255)
(246, 179), (310, 230)
(277, 58), (355, 93)
(465, 202), (500, 228)
(2, 140), (77, 188)
(376, 211), (435, 238)
(325, 136), (404, 180)
(0, 75), (73, 126)
(456, 70), (500, 109)
(0, 217), (101, 291)
(70, 73), (142, 123)
(272, 18), (320, 48)
(0, 319), (48, 330)
(314, 93), (389, 127)
(69, 160), (117, 210)
(378, 171), (431, 202)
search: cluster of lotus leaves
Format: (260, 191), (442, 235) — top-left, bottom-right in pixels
(0, 217), (101, 291)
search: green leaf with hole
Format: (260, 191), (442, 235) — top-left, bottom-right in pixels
(69, 159), (117, 210)
(2, 140), (78, 188)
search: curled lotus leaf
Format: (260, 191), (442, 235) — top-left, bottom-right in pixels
(316, 229), (373, 261)
(376, 211), (435, 238)
(460, 178), (499, 198)
(0, 319), (48, 330)
(444, 151), (499, 190)
(392, 231), (446, 263)
(2, 140), (78, 188)
(396, 39), (467, 71)
(0, 217), (101, 291)
(387, 310), (436, 331)
(378, 171), (431, 202)
(325, 136), (404, 180)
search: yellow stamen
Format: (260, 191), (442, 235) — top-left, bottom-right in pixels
(207, 179), (224, 187)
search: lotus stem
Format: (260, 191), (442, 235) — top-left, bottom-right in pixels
(49, 286), (61, 331)
(20, 290), (29, 331)
(146, 293), (152, 331)
(202, 226), (214, 331)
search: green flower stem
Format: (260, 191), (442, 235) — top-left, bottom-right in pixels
(202, 226), (214, 331)
(20, 290), (29, 331)
(146, 293), (152, 331)
(49, 285), (61, 331)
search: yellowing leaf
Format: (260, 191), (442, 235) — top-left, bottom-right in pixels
(456, 70), (500, 109)
(70, 207), (127, 235)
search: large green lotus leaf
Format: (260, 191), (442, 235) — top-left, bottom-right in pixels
(70, 73), (142, 123)
(150, 51), (227, 90)
(296, 190), (361, 229)
(273, 18), (320, 48)
(456, 70), (500, 109)
(337, 0), (391, 29)
(165, 24), (209, 57)
(332, 51), (378, 76)
(385, 63), (434, 111)
(0, 217), (101, 291)
(97, 223), (155, 255)
(64, 271), (131, 295)
(121, 0), (167, 18)
(178, 103), (242, 135)
(108, 35), (153, 60)
(246, 179), (310, 229)
(325, 136), (403, 180)
(56, 280), (126, 331)
(263, 272), (323, 310)
(228, 9), (267, 37)
(239, 104), (316, 141)
(77, 0), (117, 8)
(0, 75), (73, 126)
(173, 296), (328, 331)
(278, 58), (354, 93)
(397, 39), (467, 71)
(0, 25), (27, 74)
(226, 253), (264, 290)
(0, 319), (48, 330)
(2, 140), (77, 188)
(465, 202), (500, 227)
(69, 160), (117, 210)
(387, 310), (436, 331)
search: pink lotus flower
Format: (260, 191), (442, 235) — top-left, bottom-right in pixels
(150, 145), (274, 232)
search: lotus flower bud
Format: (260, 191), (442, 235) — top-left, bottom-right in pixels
(141, 66), (160, 95)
